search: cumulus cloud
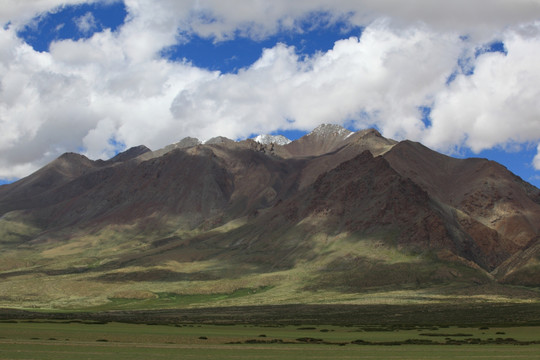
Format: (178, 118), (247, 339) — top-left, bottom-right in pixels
(425, 25), (540, 153)
(5, 1), (540, 38)
(1, 0), (103, 29)
(0, 22), (214, 178)
(170, 22), (462, 141)
(535, 145), (540, 170)
(161, 0), (540, 41)
(1, 0), (540, 180)
(74, 11), (97, 33)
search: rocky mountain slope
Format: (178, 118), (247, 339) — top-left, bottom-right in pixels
(0, 124), (539, 309)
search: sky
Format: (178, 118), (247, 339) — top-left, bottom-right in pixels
(1, 0), (540, 187)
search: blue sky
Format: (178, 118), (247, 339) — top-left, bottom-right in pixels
(17, 2), (128, 52)
(1, 1), (540, 187)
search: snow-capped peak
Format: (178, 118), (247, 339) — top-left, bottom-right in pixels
(253, 134), (292, 145)
(309, 124), (352, 138)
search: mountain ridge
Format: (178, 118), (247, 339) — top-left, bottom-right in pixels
(0, 124), (539, 309)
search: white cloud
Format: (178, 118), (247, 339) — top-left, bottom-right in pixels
(139, 0), (540, 43)
(535, 145), (540, 171)
(425, 25), (540, 153)
(1, 0), (101, 29)
(1, 0), (540, 180)
(0, 21), (214, 178)
(170, 22), (462, 141)
(74, 11), (97, 34)
(5, 1), (540, 38)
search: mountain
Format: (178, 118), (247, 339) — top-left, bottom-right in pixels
(253, 134), (291, 145)
(282, 123), (353, 157)
(0, 124), (539, 309)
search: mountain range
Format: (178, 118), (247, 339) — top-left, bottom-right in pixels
(0, 124), (539, 309)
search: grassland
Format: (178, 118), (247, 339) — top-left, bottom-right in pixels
(1, 319), (540, 360)
(1, 226), (539, 310)
(2, 214), (540, 358)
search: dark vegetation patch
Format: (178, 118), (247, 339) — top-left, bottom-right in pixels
(0, 268), (98, 279)
(58, 320), (108, 324)
(43, 268), (92, 276)
(296, 337), (323, 343)
(151, 236), (181, 248)
(101, 287), (273, 310)
(350, 338), (540, 346)
(0, 270), (35, 279)
(2, 303), (540, 327)
(95, 269), (220, 282)
(419, 332), (473, 337)
(244, 338), (291, 344)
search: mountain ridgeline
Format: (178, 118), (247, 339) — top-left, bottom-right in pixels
(0, 124), (539, 309)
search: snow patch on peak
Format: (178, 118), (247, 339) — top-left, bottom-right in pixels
(310, 124), (352, 138)
(253, 134), (292, 145)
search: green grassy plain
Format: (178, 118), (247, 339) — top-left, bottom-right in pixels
(1, 320), (540, 360)
(2, 214), (540, 359)
(1, 217), (540, 310)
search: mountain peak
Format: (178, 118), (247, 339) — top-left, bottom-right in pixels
(282, 124), (355, 157)
(205, 136), (235, 145)
(108, 145), (151, 163)
(162, 136), (201, 152)
(309, 124), (352, 138)
(357, 128), (382, 138)
(253, 134), (292, 145)
(175, 137), (201, 148)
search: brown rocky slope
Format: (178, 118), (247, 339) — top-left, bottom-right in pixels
(0, 124), (539, 308)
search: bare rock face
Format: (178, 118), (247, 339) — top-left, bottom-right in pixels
(383, 140), (540, 273)
(108, 145), (151, 163)
(283, 124), (353, 157)
(205, 136), (235, 145)
(1, 124), (539, 289)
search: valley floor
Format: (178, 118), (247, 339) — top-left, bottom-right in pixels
(1, 303), (540, 358)
(1, 319), (540, 360)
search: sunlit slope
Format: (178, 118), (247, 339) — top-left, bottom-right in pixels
(1, 125), (539, 309)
